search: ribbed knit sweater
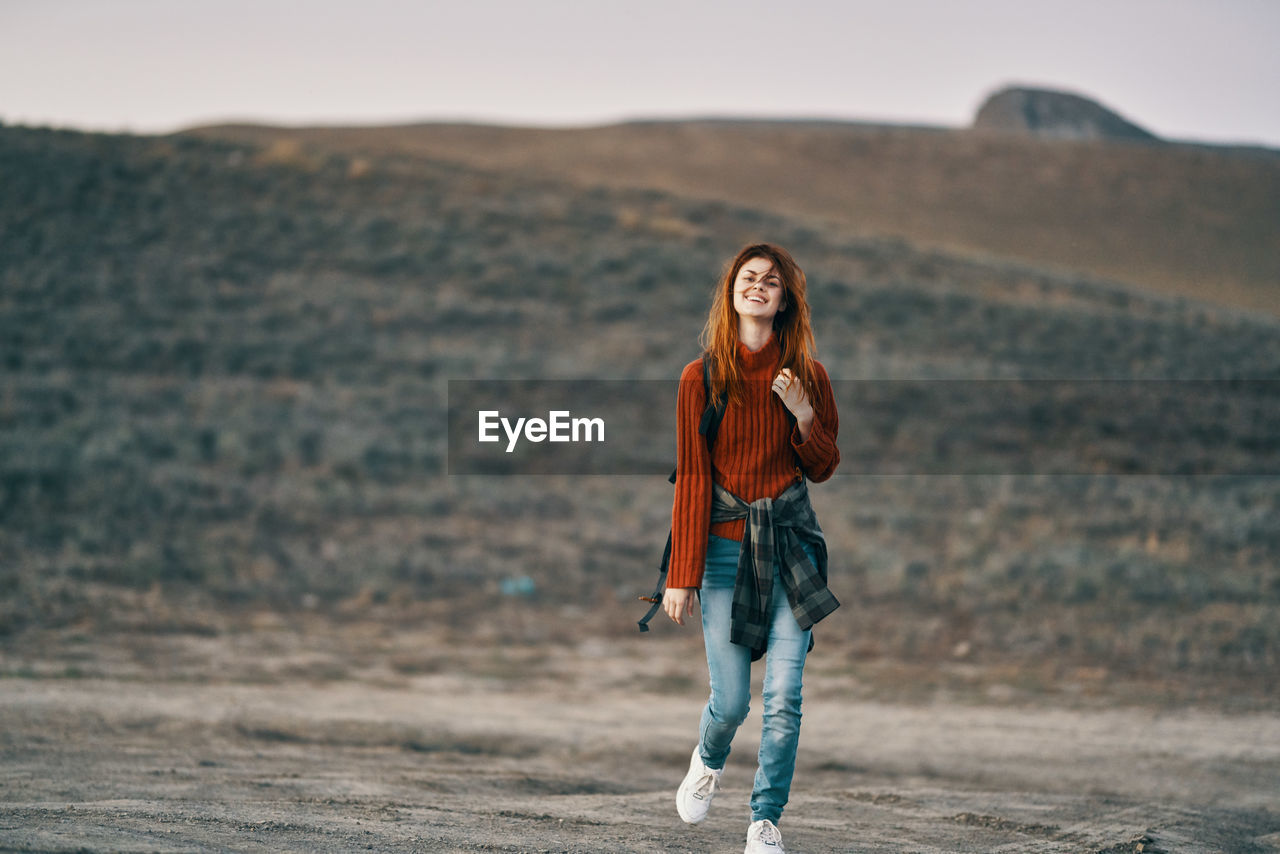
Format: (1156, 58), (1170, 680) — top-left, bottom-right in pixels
(668, 334), (840, 589)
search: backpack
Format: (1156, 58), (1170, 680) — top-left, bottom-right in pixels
(637, 353), (797, 632)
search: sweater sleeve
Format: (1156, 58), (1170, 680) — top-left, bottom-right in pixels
(668, 358), (712, 589)
(791, 360), (840, 483)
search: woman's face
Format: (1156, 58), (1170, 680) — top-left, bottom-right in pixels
(732, 256), (786, 322)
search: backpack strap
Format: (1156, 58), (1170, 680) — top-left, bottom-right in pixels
(643, 355), (720, 630)
(667, 354), (724, 484)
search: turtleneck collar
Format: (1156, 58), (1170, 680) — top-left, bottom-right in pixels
(736, 333), (780, 371)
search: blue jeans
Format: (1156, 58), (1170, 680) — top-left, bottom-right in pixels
(697, 533), (814, 825)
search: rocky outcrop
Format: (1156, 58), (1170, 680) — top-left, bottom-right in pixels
(973, 85), (1160, 142)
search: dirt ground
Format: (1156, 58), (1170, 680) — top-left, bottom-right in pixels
(1, 616), (1278, 854)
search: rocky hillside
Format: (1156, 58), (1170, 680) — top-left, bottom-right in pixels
(973, 85), (1160, 142)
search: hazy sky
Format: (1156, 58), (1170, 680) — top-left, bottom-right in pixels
(2, 0), (1277, 146)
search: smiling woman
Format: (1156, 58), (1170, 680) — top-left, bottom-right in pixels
(662, 242), (841, 854)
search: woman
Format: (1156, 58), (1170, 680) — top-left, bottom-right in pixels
(665, 243), (840, 854)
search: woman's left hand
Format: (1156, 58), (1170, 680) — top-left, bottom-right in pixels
(772, 369), (813, 421)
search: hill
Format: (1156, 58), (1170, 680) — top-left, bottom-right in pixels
(972, 85), (1160, 142)
(1, 123), (1278, 703)
(183, 117), (1280, 317)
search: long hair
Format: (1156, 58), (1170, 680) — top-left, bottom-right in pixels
(698, 242), (820, 410)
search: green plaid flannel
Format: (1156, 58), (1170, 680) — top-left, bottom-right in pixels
(710, 478), (841, 662)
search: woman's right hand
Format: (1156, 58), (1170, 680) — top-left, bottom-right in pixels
(663, 587), (698, 625)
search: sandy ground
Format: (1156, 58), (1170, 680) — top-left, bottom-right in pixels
(1, 620), (1278, 854)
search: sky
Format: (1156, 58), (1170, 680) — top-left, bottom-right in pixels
(1, 0), (1278, 147)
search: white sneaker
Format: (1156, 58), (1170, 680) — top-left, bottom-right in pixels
(675, 746), (722, 824)
(745, 818), (785, 853)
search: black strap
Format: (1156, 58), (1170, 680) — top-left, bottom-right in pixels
(644, 356), (719, 630)
(644, 356), (720, 630)
(637, 531), (673, 631)
(666, 354), (724, 484)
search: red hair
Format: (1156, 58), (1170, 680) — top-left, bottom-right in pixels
(699, 243), (820, 409)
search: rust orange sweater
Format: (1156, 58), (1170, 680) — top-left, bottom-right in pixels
(668, 335), (840, 589)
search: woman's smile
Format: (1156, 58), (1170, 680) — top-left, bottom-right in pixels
(732, 258), (785, 320)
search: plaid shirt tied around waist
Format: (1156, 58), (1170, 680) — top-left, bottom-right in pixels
(710, 478), (841, 662)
